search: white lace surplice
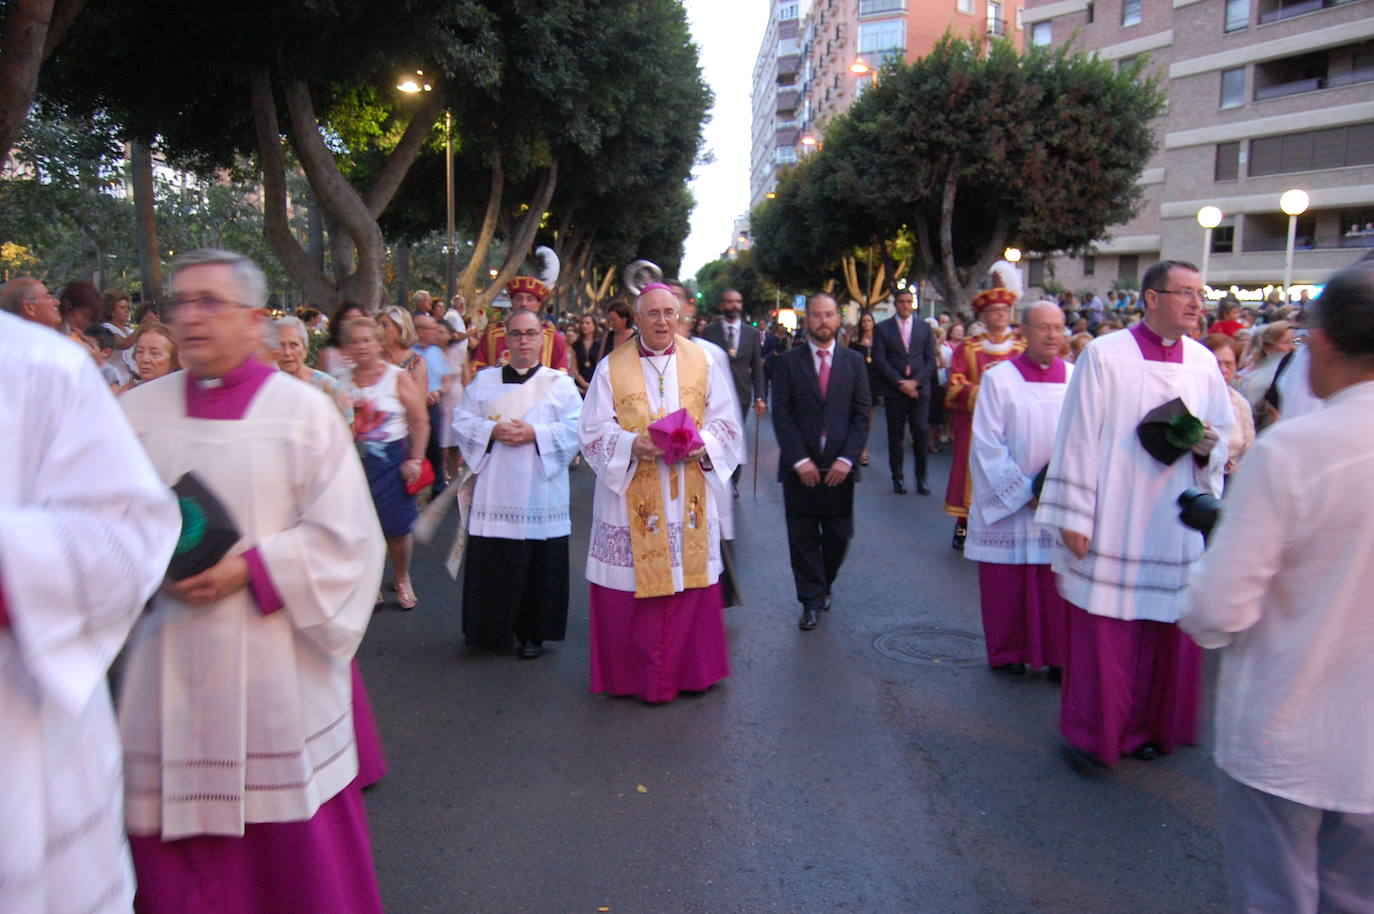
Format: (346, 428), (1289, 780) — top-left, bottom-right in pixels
(578, 344), (744, 593)
(451, 367), (582, 540)
(965, 360), (1072, 565)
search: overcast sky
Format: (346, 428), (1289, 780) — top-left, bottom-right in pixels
(680, 0), (770, 279)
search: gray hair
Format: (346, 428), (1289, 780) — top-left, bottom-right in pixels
(171, 249), (268, 308)
(1021, 300), (1062, 324)
(411, 289), (432, 305)
(0, 277), (44, 314)
(275, 315), (307, 349)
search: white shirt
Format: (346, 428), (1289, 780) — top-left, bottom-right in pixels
(1181, 380), (1374, 812)
(792, 340), (850, 468)
(722, 318), (742, 350)
(1, 315), (180, 913)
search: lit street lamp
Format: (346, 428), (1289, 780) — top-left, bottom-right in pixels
(1280, 188), (1309, 303)
(1196, 205), (1223, 289)
(398, 71), (455, 304)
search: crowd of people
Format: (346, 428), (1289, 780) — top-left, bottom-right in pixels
(4, 245), (1372, 914)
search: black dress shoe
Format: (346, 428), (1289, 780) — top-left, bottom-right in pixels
(518, 641), (544, 659)
(798, 606), (818, 630)
(915, 481), (931, 495)
(952, 521), (967, 550)
(1061, 744), (1108, 778)
(1130, 743), (1160, 761)
(992, 662), (1028, 675)
(892, 480), (908, 495)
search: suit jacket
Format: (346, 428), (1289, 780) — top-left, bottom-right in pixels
(872, 314), (936, 396)
(703, 318), (765, 410)
(771, 343), (871, 515)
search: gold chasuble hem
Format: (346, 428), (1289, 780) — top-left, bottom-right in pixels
(609, 335), (710, 598)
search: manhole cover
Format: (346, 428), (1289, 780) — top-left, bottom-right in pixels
(874, 628), (983, 667)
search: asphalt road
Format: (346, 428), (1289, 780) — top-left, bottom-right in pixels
(359, 410), (1225, 913)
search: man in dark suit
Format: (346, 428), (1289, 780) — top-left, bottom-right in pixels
(772, 293), (871, 631)
(703, 288), (767, 497)
(872, 289), (937, 495)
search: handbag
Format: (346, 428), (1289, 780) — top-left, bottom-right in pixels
(404, 458), (436, 496)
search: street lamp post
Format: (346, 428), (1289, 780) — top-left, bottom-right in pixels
(398, 70), (454, 304)
(1196, 205), (1223, 290)
(445, 111), (455, 306)
(1280, 188), (1309, 303)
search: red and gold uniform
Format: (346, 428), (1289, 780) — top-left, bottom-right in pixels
(943, 289), (1025, 520)
(472, 274), (570, 372)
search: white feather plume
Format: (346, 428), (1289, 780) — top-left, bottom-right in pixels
(989, 259), (1024, 299)
(534, 245), (560, 288)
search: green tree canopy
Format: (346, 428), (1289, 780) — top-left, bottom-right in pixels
(752, 36), (1164, 311)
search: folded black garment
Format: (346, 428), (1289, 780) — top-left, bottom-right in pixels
(1137, 397), (1205, 466)
(167, 472), (241, 581)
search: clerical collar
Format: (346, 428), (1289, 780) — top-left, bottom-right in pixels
(638, 339), (676, 358)
(1138, 320), (1178, 348)
(191, 356), (271, 390)
(502, 363), (538, 384)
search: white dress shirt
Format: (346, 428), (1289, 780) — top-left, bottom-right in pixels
(792, 340), (851, 470)
(1182, 380), (1374, 812)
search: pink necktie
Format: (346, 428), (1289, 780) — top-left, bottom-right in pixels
(817, 348), (830, 398)
(901, 318), (911, 351)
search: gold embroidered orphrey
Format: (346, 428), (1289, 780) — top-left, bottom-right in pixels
(608, 334), (710, 598)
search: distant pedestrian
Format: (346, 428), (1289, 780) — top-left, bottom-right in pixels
(872, 289), (937, 494)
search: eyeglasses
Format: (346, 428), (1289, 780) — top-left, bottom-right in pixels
(170, 295), (249, 315)
(507, 329), (542, 340)
(1153, 289), (1204, 301)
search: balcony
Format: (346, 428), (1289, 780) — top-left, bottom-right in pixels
(859, 0), (907, 15)
(777, 54), (801, 82)
(1253, 41), (1374, 101)
(986, 16), (1008, 35)
(776, 90), (799, 115)
(776, 127), (800, 147)
(1258, 0), (1363, 24)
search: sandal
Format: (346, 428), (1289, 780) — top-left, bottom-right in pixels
(395, 581), (417, 610)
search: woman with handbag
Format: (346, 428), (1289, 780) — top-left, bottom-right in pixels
(339, 317), (430, 609)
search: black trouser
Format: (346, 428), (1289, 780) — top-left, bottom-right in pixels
(884, 391), (929, 484)
(785, 513), (853, 608)
(425, 400), (445, 495)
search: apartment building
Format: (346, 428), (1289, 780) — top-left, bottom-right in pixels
(749, 0), (1026, 211)
(750, 1), (802, 212)
(1023, 0), (1373, 300)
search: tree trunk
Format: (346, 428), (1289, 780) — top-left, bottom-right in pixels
(248, 69), (338, 308)
(130, 141), (163, 302)
(472, 160), (558, 310)
(395, 242), (410, 308)
(0, 0), (85, 163)
(457, 154), (504, 303)
(306, 186), (325, 275)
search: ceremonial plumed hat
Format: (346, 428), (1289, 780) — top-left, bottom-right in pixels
(971, 287), (1020, 314)
(505, 245), (561, 304)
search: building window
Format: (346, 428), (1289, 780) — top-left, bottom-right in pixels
(1118, 55), (1138, 73)
(777, 146), (797, 163)
(1248, 122), (1374, 177)
(1083, 255), (1096, 276)
(1224, 0), (1249, 30)
(1122, 0), (1142, 26)
(1086, 2), (1095, 22)
(1031, 21), (1051, 45)
(1028, 259), (1046, 287)
(1215, 141), (1241, 180)
(858, 18), (907, 60)
(1211, 218), (1236, 254)
(858, 0), (906, 14)
(957, 0), (973, 13)
(1016, 8), (1023, 29)
(1118, 255), (1140, 286)
(1220, 68), (1245, 108)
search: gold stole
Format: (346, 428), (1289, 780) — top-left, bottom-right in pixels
(608, 335), (710, 599)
